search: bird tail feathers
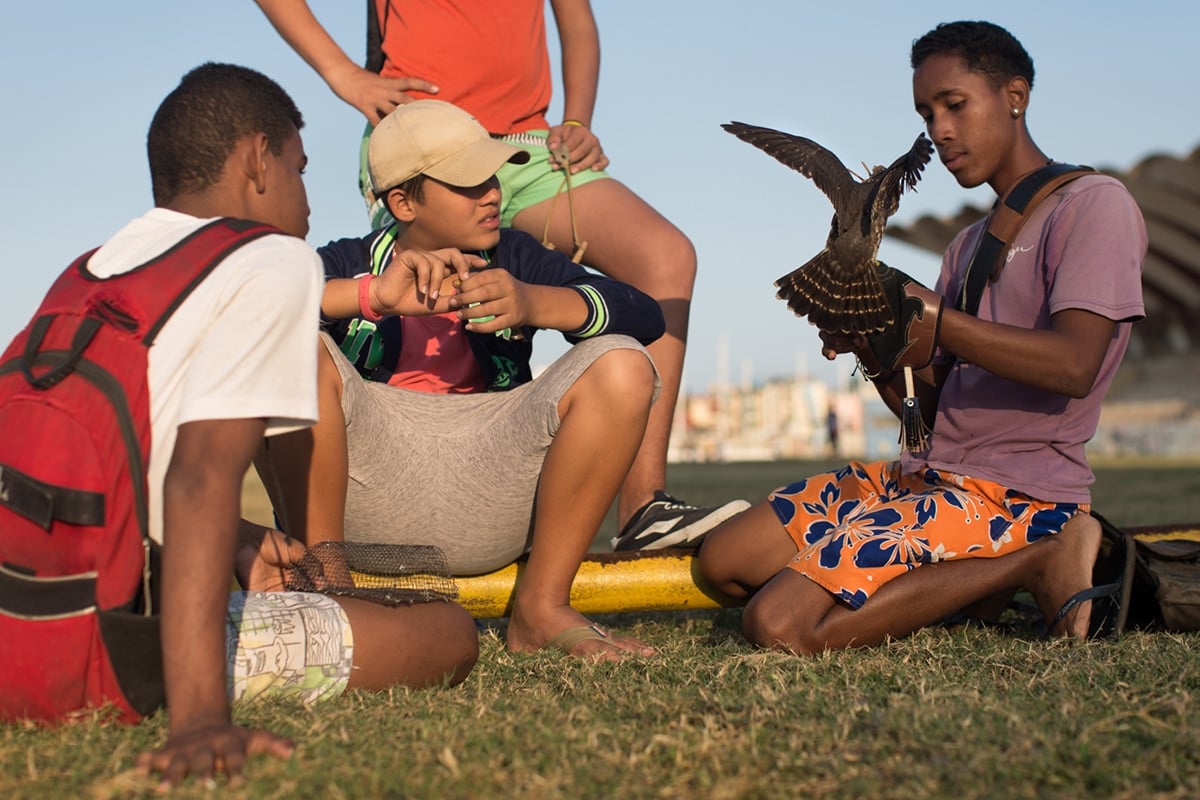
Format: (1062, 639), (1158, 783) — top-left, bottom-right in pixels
(774, 252), (892, 334)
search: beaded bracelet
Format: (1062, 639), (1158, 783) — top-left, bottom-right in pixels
(358, 274), (384, 321)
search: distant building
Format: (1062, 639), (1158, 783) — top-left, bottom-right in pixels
(669, 361), (1198, 463)
(669, 375), (878, 462)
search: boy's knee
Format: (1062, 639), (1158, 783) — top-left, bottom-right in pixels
(644, 228), (697, 295)
(588, 347), (656, 403)
(696, 531), (733, 586)
(316, 339), (346, 401)
(1061, 511), (1100, 538)
(444, 609), (481, 687)
(742, 591), (821, 656)
(696, 539), (718, 583)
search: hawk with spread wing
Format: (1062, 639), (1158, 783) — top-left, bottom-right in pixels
(722, 122), (933, 334)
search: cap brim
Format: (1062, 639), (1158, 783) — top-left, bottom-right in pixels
(422, 138), (531, 187)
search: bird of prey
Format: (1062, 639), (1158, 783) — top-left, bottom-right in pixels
(722, 122), (933, 334)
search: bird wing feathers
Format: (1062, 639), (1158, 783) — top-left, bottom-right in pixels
(721, 122), (859, 215)
(864, 133), (934, 226)
(724, 122), (933, 334)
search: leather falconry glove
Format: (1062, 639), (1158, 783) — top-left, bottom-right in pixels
(857, 262), (945, 452)
(864, 262), (944, 375)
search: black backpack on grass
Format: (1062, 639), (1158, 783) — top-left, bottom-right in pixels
(1093, 512), (1200, 635)
(1104, 515), (1200, 633)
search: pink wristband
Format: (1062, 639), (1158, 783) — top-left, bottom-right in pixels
(358, 274), (383, 321)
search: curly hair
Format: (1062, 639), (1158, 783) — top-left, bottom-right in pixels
(910, 21), (1034, 90)
(147, 63), (304, 204)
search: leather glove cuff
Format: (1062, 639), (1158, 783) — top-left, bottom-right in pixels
(864, 265), (944, 372)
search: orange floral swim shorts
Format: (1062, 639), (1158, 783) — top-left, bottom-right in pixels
(769, 460), (1087, 609)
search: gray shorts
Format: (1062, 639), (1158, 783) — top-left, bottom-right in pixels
(322, 333), (657, 575)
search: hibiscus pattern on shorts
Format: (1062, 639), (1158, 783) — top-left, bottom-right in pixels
(769, 460), (1083, 609)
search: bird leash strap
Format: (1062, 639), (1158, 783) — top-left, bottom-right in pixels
(956, 162), (1096, 316)
(541, 141), (589, 264)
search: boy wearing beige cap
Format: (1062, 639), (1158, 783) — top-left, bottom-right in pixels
(259, 100), (665, 659)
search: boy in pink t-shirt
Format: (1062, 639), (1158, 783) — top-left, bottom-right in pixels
(259, 101), (668, 661)
(698, 21), (1147, 654)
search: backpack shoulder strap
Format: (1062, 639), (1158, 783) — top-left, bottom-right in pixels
(366, 0), (385, 73)
(15, 219), (283, 390)
(132, 218), (283, 344)
(957, 163), (1096, 316)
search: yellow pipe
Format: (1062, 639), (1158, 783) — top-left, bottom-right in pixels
(454, 550), (743, 619)
(350, 523), (1200, 619)
(1133, 525), (1200, 543)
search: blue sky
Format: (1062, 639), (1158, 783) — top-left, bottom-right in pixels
(1, 1), (1196, 392)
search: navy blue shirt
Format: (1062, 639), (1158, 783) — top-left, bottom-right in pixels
(319, 227), (665, 391)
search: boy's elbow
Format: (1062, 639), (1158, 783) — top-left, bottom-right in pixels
(627, 298), (665, 345)
(162, 460), (213, 505)
(1056, 364), (1100, 399)
(1064, 382), (1092, 400)
(638, 324), (665, 347)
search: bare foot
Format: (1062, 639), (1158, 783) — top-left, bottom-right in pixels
(1026, 513), (1102, 638)
(505, 604), (655, 662)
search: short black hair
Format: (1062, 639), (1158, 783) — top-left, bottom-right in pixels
(910, 21), (1034, 89)
(147, 63), (304, 204)
(389, 173), (428, 204)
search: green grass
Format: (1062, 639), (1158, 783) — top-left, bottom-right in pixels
(4, 458), (1199, 798)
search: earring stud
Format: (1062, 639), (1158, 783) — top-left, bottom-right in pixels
(1011, 108), (1021, 117)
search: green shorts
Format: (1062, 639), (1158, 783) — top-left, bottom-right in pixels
(359, 125), (610, 230)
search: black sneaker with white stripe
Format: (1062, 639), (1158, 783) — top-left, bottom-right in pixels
(611, 492), (751, 551)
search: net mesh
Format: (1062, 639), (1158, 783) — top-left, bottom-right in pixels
(284, 541), (458, 607)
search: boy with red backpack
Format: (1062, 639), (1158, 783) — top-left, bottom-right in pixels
(0, 63), (478, 787)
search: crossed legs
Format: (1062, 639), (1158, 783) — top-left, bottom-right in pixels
(257, 338), (659, 660)
(252, 346), (478, 686)
(698, 502), (1103, 654)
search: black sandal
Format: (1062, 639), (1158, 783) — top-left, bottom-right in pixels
(1044, 512), (1135, 640)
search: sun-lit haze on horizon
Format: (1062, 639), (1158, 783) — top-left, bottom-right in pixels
(1, 1), (1196, 392)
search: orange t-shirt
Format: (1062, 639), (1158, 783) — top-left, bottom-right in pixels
(374, 0), (552, 134)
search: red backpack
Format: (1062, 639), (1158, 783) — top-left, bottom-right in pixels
(0, 218), (279, 723)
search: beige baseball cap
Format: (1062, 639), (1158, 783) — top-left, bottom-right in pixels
(368, 100), (531, 193)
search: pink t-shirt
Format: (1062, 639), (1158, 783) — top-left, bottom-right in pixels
(902, 174), (1147, 503)
(388, 312), (485, 393)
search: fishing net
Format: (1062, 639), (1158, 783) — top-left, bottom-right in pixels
(284, 541), (458, 607)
